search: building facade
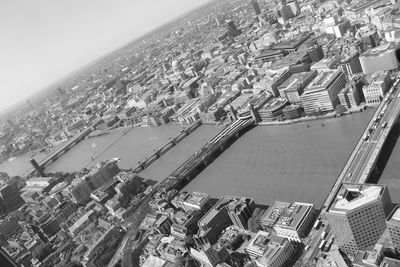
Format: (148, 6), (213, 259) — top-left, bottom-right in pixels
(326, 183), (392, 256)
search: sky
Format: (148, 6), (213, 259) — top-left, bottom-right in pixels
(0, 0), (210, 112)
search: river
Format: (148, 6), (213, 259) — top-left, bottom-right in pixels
(182, 109), (375, 209)
(0, 109), (376, 209)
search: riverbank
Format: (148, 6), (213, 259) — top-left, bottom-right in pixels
(258, 105), (369, 126)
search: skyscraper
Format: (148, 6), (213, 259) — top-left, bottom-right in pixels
(386, 206), (400, 251)
(326, 183), (392, 256)
(251, 0), (262, 15)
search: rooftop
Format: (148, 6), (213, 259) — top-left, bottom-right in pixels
(361, 42), (399, 58)
(304, 70), (341, 93)
(261, 201), (313, 229)
(388, 206), (400, 223)
(328, 183), (385, 214)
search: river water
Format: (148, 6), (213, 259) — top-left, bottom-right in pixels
(0, 109), (376, 208)
(183, 109), (375, 209)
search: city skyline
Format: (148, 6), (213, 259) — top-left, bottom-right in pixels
(0, 0), (210, 112)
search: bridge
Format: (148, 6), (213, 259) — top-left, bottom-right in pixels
(28, 126), (94, 176)
(167, 117), (255, 183)
(118, 116), (256, 267)
(321, 76), (400, 214)
(132, 120), (202, 173)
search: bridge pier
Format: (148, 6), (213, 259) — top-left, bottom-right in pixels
(30, 159), (45, 177)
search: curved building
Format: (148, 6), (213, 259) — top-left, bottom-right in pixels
(359, 42), (400, 74)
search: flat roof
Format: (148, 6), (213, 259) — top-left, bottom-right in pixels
(388, 206), (400, 223)
(259, 98), (288, 111)
(261, 201), (313, 229)
(328, 183), (385, 214)
(304, 70), (340, 93)
(272, 34), (311, 50)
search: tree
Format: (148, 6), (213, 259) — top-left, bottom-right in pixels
(33, 243), (52, 262)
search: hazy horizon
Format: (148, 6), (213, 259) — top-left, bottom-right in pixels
(0, 0), (210, 113)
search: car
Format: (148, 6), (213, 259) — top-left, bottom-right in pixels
(382, 121), (388, 128)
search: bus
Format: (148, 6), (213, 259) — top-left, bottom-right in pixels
(313, 219), (322, 230)
(319, 240), (327, 250)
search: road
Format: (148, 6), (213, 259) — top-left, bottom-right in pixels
(300, 76), (400, 265)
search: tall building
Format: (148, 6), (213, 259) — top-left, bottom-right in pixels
(0, 185), (24, 212)
(359, 42), (400, 74)
(226, 197), (255, 230)
(300, 70), (347, 115)
(84, 160), (120, 190)
(339, 52), (363, 78)
(386, 206), (400, 251)
(326, 183), (392, 256)
(67, 178), (93, 204)
(226, 20), (241, 38)
(251, 0), (262, 15)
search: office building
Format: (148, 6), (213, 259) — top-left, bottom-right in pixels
(386, 206), (400, 251)
(277, 71), (317, 103)
(245, 231), (296, 267)
(67, 178), (93, 204)
(260, 69), (292, 97)
(306, 44), (324, 63)
(0, 185), (24, 212)
(359, 42), (400, 74)
(258, 98), (289, 121)
(251, 0), (261, 15)
(171, 192), (210, 212)
(84, 160), (120, 190)
(326, 183), (392, 256)
(339, 52), (363, 77)
(226, 197), (255, 230)
(260, 201), (314, 241)
(300, 70), (347, 115)
(190, 242), (229, 267)
(282, 104), (303, 119)
(226, 20), (241, 38)
(338, 81), (362, 109)
(362, 73), (392, 105)
(198, 196), (254, 244)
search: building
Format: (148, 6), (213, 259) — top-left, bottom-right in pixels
(300, 70), (347, 115)
(84, 160), (120, 190)
(260, 201), (314, 242)
(339, 52), (363, 77)
(277, 71), (317, 103)
(282, 104), (303, 119)
(197, 196), (234, 244)
(67, 178), (93, 204)
(260, 69), (292, 96)
(0, 185), (24, 212)
(362, 73), (392, 105)
(83, 225), (125, 267)
(226, 197), (255, 230)
(245, 231), (296, 267)
(258, 98), (289, 121)
(68, 210), (96, 237)
(386, 206), (400, 251)
(359, 42), (400, 74)
(338, 81), (362, 109)
(251, 0), (261, 15)
(190, 242), (229, 267)
(326, 183), (392, 256)
(0, 247), (18, 267)
(171, 192), (210, 212)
